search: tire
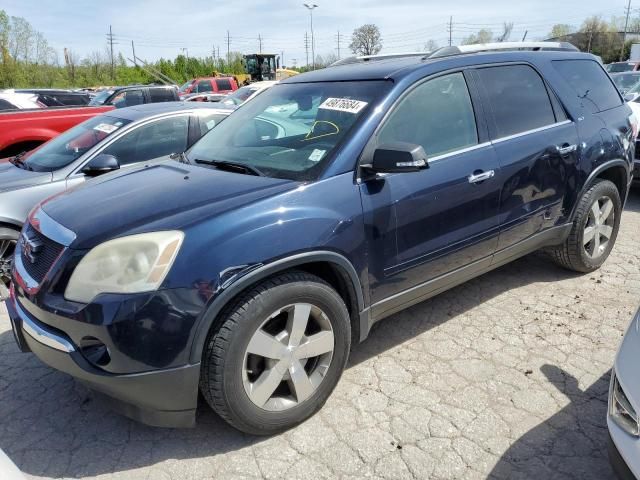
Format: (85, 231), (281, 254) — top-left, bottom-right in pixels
(200, 270), (351, 435)
(0, 227), (20, 301)
(547, 179), (621, 273)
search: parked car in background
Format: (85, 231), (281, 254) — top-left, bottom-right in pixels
(183, 92), (228, 103)
(5, 43), (634, 435)
(178, 77), (238, 98)
(0, 102), (230, 299)
(607, 61), (640, 73)
(611, 72), (640, 94)
(0, 92), (45, 111)
(608, 305), (640, 479)
(14, 89), (91, 106)
(89, 85), (179, 107)
(219, 80), (277, 109)
(0, 105), (113, 158)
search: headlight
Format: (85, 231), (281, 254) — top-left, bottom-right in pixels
(610, 370), (639, 436)
(64, 231), (184, 303)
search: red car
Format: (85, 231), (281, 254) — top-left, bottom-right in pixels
(178, 77), (238, 98)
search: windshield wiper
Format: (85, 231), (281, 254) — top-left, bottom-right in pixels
(194, 159), (264, 177)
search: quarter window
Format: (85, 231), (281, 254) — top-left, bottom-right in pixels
(377, 72), (478, 158)
(476, 65), (556, 139)
(553, 60), (623, 113)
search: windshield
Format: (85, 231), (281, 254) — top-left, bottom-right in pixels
(187, 81), (390, 181)
(179, 81), (194, 93)
(89, 90), (114, 105)
(608, 63), (635, 73)
(222, 86), (260, 106)
(612, 73), (640, 91)
(23, 115), (131, 172)
(627, 80), (640, 95)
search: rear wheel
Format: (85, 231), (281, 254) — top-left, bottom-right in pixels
(0, 228), (19, 301)
(200, 271), (351, 435)
(547, 179), (621, 273)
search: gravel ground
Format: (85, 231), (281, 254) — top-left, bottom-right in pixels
(1, 190), (639, 480)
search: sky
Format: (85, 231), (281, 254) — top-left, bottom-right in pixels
(2, 0), (627, 67)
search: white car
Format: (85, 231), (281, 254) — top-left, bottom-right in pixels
(0, 449), (24, 480)
(219, 81), (278, 109)
(608, 305), (640, 479)
(0, 91), (45, 110)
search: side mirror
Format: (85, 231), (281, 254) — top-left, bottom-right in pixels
(363, 142), (428, 176)
(82, 154), (120, 177)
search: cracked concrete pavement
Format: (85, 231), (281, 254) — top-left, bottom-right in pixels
(1, 190), (639, 480)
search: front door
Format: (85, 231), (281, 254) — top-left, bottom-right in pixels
(359, 72), (502, 319)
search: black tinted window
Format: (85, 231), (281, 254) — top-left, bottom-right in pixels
(477, 65), (556, 138)
(215, 79), (232, 91)
(378, 72), (478, 157)
(197, 80), (212, 93)
(149, 88), (175, 102)
(0, 99), (16, 111)
(553, 60), (622, 112)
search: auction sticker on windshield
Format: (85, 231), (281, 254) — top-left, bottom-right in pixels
(93, 123), (120, 134)
(319, 98), (368, 114)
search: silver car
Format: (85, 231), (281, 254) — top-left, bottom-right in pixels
(0, 102), (230, 299)
(608, 305), (640, 479)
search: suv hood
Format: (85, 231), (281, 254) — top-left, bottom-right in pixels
(0, 160), (52, 192)
(41, 161), (297, 249)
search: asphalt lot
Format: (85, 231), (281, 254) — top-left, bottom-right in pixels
(1, 190), (639, 480)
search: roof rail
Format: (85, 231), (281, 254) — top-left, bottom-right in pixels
(330, 52), (428, 67)
(429, 41), (579, 58)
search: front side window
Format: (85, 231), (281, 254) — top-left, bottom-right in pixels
(179, 81), (194, 93)
(197, 80), (213, 93)
(102, 116), (189, 165)
(222, 86), (260, 106)
(608, 63), (635, 73)
(21, 115), (131, 172)
(377, 72), (478, 158)
(554, 60), (623, 113)
(477, 65), (556, 138)
(196, 112), (229, 135)
(188, 81), (391, 181)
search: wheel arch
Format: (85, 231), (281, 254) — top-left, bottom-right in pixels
(570, 160), (630, 222)
(189, 251), (367, 365)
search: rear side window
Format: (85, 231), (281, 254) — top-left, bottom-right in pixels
(215, 78), (233, 91)
(477, 65), (556, 139)
(149, 88), (176, 102)
(553, 60), (622, 112)
(378, 72), (478, 158)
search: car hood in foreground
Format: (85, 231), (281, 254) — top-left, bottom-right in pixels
(41, 161), (297, 249)
(0, 160), (52, 192)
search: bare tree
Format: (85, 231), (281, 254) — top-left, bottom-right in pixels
(495, 22), (513, 42)
(461, 29), (493, 45)
(424, 39), (439, 52)
(349, 24), (382, 56)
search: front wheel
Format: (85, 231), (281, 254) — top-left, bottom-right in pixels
(547, 179), (622, 273)
(200, 271), (351, 435)
(0, 228), (19, 301)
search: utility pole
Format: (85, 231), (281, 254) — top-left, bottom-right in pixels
(448, 16), (453, 46)
(226, 30), (231, 66)
(304, 32), (310, 68)
(336, 30), (342, 59)
(258, 34), (263, 53)
(522, 30), (528, 42)
(281, 50), (284, 68)
(131, 40), (137, 67)
(108, 25), (115, 80)
(303, 4), (318, 70)
(621, 0), (632, 61)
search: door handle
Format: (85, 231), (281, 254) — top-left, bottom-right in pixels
(468, 170), (495, 184)
(556, 144), (577, 155)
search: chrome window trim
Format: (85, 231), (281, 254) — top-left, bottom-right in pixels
(491, 120), (572, 145)
(427, 141), (492, 164)
(17, 300), (75, 353)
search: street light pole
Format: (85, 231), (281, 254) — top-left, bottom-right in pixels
(303, 4), (318, 70)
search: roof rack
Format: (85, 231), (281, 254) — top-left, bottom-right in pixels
(428, 41), (579, 58)
(330, 52), (429, 67)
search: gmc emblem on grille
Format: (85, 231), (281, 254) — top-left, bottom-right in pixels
(20, 231), (43, 264)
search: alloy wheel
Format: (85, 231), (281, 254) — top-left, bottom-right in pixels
(0, 238), (17, 301)
(583, 195), (615, 260)
(242, 303), (335, 411)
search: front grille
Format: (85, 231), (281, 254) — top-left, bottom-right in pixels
(20, 224), (64, 283)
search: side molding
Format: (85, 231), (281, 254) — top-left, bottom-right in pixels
(188, 250), (366, 364)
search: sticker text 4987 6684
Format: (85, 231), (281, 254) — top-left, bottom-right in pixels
(319, 97), (368, 114)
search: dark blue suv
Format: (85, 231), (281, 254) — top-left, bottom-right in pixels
(6, 43), (636, 435)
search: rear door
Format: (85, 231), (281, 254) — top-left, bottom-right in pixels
(359, 71), (502, 312)
(473, 64), (580, 251)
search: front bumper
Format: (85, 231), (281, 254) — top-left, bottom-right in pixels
(6, 287), (200, 428)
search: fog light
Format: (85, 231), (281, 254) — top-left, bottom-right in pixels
(610, 371), (639, 436)
(79, 337), (110, 367)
